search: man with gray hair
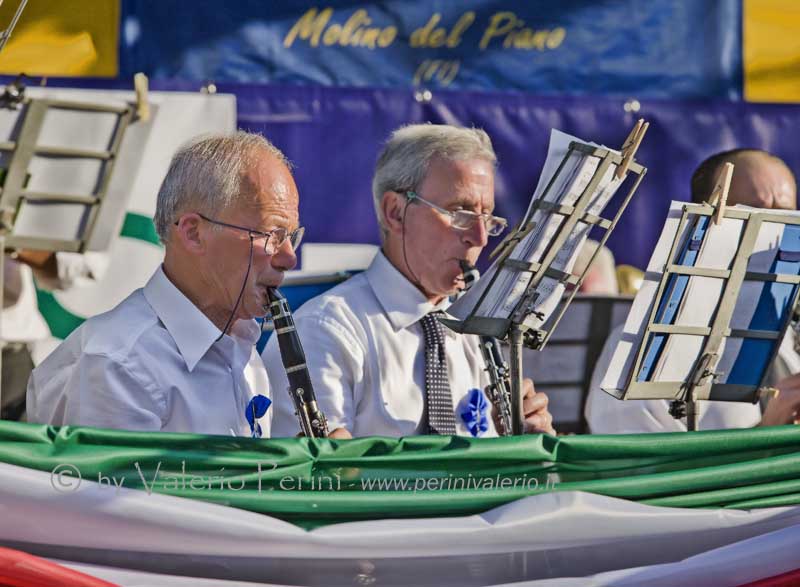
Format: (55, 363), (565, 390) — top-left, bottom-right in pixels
(264, 124), (554, 437)
(26, 131), (302, 436)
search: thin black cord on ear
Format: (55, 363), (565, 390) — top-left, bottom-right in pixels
(401, 196), (424, 289)
(216, 235), (255, 341)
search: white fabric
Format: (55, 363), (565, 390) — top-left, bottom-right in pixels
(583, 324), (800, 433)
(57, 561), (291, 587)
(53, 524), (800, 587)
(2, 252), (108, 346)
(26, 266), (270, 436)
(2, 261), (49, 343)
(54, 251), (110, 290)
(299, 242), (378, 272)
(263, 251), (496, 438)
(1, 462), (799, 585)
(519, 524), (800, 587)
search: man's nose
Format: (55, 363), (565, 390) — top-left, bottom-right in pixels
(270, 239), (298, 272)
(462, 218), (489, 248)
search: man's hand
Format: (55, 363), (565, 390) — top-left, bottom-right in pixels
(329, 427), (353, 439)
(296, 426), (353, 439)
(521, 378), (556, 435)
(14, 249), (58, 280)
(490, 378), (556, 435)
(760, 373), (800, 427)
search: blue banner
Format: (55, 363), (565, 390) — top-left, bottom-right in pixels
(121, 0), (742, 99)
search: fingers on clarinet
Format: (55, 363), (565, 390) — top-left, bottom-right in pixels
(523, 392), (549, 415)
(524, 411), (555, 435)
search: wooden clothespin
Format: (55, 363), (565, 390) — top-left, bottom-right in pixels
(758, 386), (781, 401)
(489, 220), (536, 260)
(615, 118), (649, 179)
(708, 162), (734, 225)
(489, 227), (519, 260)
(134, 72), (150, 122)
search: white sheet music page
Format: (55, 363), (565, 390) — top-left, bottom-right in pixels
(449, 129), (622, 332)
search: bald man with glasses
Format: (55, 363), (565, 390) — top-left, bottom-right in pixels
(28, 132), (311, 436)
(264, 124), (554, 438)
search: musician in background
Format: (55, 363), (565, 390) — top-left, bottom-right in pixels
(1, 249), (107, 421)
(264, 124), (554, 438)
(27, 132), (303, 436)
(585, 148), (800, 432)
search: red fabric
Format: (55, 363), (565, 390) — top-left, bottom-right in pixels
(737, 568), (800, 587)
(0, 547), (119, 587)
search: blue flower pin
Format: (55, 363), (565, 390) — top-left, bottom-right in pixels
(246, 394), (272, 438)
(459, 388), (490, 437)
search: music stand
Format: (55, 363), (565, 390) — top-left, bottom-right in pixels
(442, 121), (649, 434)
(611, 166), (800, 430)
(0, 80), (156, 411)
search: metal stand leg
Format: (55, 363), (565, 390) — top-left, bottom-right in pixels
(509, 326), (525, 435)
(0, 236), (4, 418)
(686, 399), (699, 431)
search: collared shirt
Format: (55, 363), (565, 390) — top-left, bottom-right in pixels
(584, 324), (800, 433)
(263, 251), (497, 438)
(27, 266), (271, 436)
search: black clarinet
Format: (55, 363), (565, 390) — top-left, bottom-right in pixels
(266, 287), (329, 438)
(459, 261), (514, 436)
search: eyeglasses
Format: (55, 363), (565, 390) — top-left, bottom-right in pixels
(191, 213), (304, 254)
(405, 191), (507, 237)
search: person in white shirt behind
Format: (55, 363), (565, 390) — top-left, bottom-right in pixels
(264, 124), (554, 438)
(585, 148), (800, 433)
(27, 131), (313, 437)
(1, 250), (109, 421)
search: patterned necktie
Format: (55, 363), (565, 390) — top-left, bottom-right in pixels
(420, 312), (458, 435)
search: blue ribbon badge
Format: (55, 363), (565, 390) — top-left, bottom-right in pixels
(246, 394), (272, 438)
(459, 388), (490, 437)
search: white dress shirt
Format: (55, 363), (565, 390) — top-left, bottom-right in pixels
(584, 324), (800, 433)
(263, 251), (497, 438)
(27, 266), (271, 436)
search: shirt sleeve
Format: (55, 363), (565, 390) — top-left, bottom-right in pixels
(262, 313), (365, 437)
(28, 351), (166, 431)
(34, 251), (110, 291)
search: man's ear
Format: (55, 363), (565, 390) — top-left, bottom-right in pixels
(381, 191), (406, 235)
(173, 213), (205, 253)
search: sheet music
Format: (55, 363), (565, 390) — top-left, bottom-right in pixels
(449, 129), (623, 330)
(602, 202), (800, 398)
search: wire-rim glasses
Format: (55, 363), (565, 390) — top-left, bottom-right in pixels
(405, 191), (507, 236)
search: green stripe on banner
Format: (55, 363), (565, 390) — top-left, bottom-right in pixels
(119, 211), (161, 246)
(2, 422), (800, 529)
(34, 290), (85, 340)
(35, 212), (162, 339)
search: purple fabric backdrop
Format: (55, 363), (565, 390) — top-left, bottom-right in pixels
(224, 83), (800, 269)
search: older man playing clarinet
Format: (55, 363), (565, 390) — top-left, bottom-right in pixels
(265, 124), (554, 438)
(28, 131), (349, 439)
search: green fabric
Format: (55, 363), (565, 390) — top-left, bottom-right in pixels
(119, 211), (162, 246)
(34, 290), (84, 340)
(2, 421), (799, 529)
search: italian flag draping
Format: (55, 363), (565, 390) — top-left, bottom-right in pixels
(1, 421), (800, 585)
(1, 421), (799, 526)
